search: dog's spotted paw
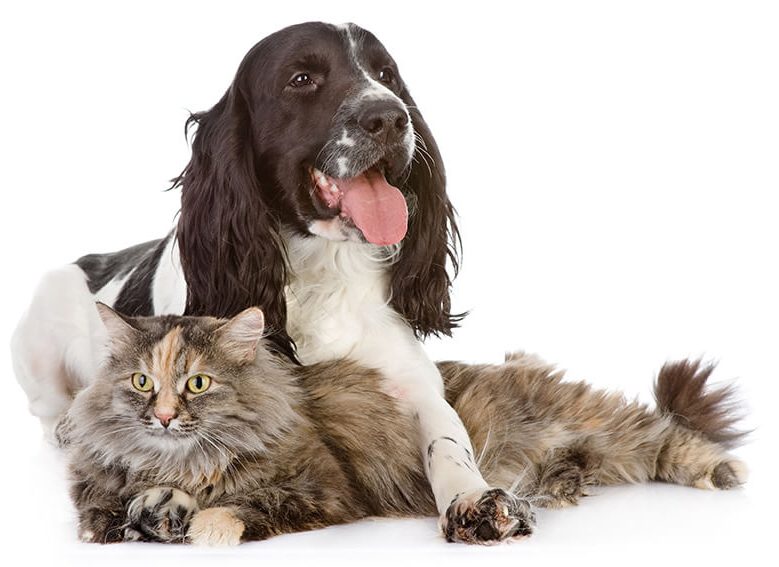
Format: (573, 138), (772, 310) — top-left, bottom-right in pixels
(441, 488), (534, 544)
(187, 507), (245, 546)
(124, 487), (199, 543)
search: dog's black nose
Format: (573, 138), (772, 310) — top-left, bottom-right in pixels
(357, 101), (409, 144)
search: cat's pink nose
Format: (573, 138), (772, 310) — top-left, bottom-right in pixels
(154, 408), (178, 428)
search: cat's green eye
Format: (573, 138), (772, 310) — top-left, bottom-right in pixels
(186, 374), (211, 394)
(131, 373), (153, 392)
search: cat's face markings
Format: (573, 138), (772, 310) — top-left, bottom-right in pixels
(93, 304), (281, 458)
(148, 326), (185, 430)
(128, 326), (216, 434)
(151, 326), (185, 383)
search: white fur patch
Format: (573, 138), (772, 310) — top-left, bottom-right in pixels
(336, 129), (355, 147)
(187, 507), (244, 546)
(11, 265), (111, 434)
(336, 156), (350, 177)
(307, 219), (363, 242)
(78, 528), (96, 543)
(152, 235), (187, 315)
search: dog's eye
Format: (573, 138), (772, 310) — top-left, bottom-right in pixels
(290, 73), (314, 88)
(378, 68), (396, 85)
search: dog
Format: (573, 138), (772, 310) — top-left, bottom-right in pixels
(11, 22), (531, 543)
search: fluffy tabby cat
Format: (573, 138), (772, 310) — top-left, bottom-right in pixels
(57, 304), (747, 545)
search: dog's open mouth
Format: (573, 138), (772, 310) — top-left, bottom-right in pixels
(310, 166), (408, 246)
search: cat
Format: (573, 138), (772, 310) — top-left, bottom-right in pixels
(57, 303), (747, 545)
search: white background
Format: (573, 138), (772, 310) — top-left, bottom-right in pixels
(0, 1), (776, 565)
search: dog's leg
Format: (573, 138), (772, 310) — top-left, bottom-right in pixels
(384, 351), (534, 544)
(412, 390), (535, 544)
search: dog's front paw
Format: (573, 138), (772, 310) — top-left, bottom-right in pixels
(441, 488), (535, 544)
(124, 487), (199, 543)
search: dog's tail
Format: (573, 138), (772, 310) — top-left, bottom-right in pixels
(653, 359), (747, 449)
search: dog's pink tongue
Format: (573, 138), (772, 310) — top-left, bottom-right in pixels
(339, 169), (408, 245)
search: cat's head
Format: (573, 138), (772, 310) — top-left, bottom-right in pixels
(67, 304), (301, 471)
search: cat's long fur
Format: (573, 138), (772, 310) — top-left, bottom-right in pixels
(60, 310), (746, 545)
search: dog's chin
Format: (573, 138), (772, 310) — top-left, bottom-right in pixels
(307, 217), (367, 243)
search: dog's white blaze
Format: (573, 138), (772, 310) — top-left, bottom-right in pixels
(340, 23), (416, 161)
(336, 129), (355, 147)
(341, 24), (409, 109)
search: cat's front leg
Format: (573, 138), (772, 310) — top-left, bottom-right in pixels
(70, 470), (127, 543)
(124, 487), (199, 543)
(187, 492), (344, 546)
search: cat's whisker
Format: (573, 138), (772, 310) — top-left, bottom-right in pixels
(190, 436), (210, 471)
(197, 430), (235, 465)
(476, 425), (493, 468)
(198, 428), (266, 490)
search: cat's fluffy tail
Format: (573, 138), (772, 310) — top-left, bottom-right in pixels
(653, 359), (747, 449)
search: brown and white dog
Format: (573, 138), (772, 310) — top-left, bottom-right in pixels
(11, 22), (532, 542)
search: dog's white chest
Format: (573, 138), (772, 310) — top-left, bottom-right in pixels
(285, 236), (398, 365)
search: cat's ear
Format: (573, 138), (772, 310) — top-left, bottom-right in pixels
(217, 307), (265, 362)
(95, 302), (137, 344)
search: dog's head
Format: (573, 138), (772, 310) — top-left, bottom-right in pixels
(175, 22), (462, 358)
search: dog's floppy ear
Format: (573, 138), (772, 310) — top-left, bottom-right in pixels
(172, 75), (297, 361)
(390, 94), (465, 338)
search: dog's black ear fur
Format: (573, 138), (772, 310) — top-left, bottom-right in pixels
(390, 92), (465, 338)
(172, 79), (296, 361)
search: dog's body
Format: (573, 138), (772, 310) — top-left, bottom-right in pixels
(12, 22), (522, 542)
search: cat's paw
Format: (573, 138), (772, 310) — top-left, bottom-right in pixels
(694, 459), (748, 490)
(535, 465), (585, 508)
(187, 507), (245, 546)
(440, 488), (534, 544)
(124, 487), (199, 543)
(77, 509), (125, 544)
(534, 448), (591, 508)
